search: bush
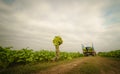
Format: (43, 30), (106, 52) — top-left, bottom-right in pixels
(98, 50), (120, 58)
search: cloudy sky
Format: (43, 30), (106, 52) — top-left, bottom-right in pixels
(0, 0), (120, 52)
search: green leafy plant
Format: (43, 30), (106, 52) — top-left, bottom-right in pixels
(0, 46), (83, 70)
(98, 50), (120, 58)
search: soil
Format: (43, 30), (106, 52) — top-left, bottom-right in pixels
(36, 56), (120, 74)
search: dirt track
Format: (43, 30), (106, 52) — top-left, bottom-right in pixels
(37, 56), (120, 74)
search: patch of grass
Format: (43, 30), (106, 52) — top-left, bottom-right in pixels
(66, 62), (100, 74)
(0, 62), (57, 74)
(99, 57), (120, 74)
(0, 58), (81, 74)
(107, 57), (120, 61)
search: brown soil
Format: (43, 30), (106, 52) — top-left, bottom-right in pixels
(36, 56), (120, 74)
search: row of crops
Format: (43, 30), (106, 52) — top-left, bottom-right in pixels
(0, 46), (83, 69)
(98, 50), (120, 58)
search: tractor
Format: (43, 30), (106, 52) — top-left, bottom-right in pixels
(81, 44), (96, 56)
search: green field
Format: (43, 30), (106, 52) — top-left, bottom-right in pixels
(0, 46), (83, 69)
(0, 46), (120, 74)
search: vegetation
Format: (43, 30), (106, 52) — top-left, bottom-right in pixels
(66, 56), (120, 74)
(0, 46), (83, 70)
(0, 60), (73, 74)
(1, 46), (120, 74)
(98, 50), (120, 58)
(53, 36), (63, 60)
(83, 47), (93, 52)
(67, 62), (100, 74)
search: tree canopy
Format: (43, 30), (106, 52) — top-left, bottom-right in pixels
(53, 36), (63, 46)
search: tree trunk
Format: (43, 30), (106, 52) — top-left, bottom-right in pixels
(55, 45), (60, 61)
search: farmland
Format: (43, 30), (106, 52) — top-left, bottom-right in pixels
(0, 46), (120, 74)
(98, 50), (120, 58)
(0, 46), (83, 69)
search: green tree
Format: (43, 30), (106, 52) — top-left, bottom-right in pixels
(53, 36), (63, 61)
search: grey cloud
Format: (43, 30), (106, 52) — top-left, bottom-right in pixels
(0, 0), (120, 52)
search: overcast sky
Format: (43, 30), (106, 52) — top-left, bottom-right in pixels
(0, 0), (120, 52)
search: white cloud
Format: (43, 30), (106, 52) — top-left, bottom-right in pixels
(0, 0), (120, 52)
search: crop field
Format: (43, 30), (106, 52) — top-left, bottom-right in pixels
(98, 50), (120, 58)
(0, 46), (120, 74)
(0, 46), (83, 69)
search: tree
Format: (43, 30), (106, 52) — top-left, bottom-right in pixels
(53, 36), (63, 61)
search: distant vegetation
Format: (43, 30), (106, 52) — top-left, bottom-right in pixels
(0, 46), (83, 69)
(0, 46), (120, 74)
(98, 50), (120, 58)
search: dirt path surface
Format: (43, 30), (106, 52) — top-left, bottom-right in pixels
(36, 56), (120, 74)
(36, 57), (88, 74)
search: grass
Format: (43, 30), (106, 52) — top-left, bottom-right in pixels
(77, 63), (100, 74)
(1, 56), (120, 74)
(66, 61), (100, 74)
(68, 64), (100, 74)
(65, 56), (120, 74)
(0, 58), (79, 74)
(0, 62), (56, 74)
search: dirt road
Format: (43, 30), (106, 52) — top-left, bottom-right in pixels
(37, 56), (120, 74)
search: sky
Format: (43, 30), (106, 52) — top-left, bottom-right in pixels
(0, 0), (120, 52)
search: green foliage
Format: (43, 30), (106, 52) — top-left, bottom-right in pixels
(88, 48), (93, 52)
(33, 50), (55, 62)
(0, 46), (15, 68)
(83, 47), (93, 52)
(53, 36), (63, 46)
(16, 48), (34, 63)
(60, 52), (83, 60)
(98, 50), (120, 58)
(0, 46), (83, 69)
